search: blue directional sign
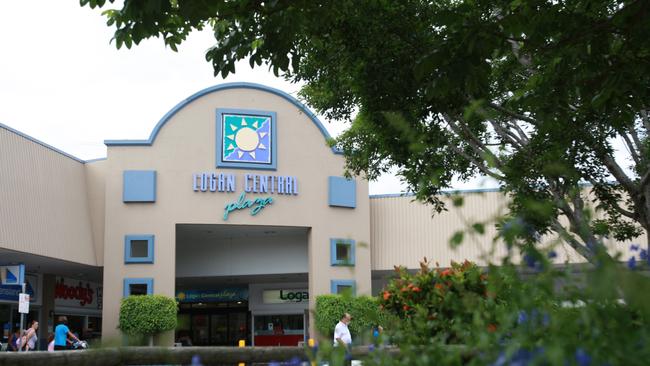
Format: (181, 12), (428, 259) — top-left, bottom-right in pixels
(1, 264), (25, 285)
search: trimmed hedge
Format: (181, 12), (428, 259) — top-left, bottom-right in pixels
(315, 294), (390, 342)
(119, 295), (178, 336)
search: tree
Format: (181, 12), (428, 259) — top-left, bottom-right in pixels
(82, 0), (650, 260)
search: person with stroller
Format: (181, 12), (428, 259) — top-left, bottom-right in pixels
(53, 316), (80, 350)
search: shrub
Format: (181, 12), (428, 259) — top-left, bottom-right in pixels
(379, 259), (498, 344)
(315, 294), (391, 342)
(119, 295), (178, 337)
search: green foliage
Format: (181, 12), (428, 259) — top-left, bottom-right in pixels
(81, 0), (650, 262)
(380, 260), (499, 345)
(314, 294), (391, 342)
(118, 295), (178, 336)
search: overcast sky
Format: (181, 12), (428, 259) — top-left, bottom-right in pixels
(0, 1), (498, 194)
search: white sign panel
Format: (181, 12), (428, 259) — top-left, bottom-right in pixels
(262, 289), (309, 304)
(19, 293), (30, 313)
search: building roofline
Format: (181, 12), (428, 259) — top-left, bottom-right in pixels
(369, 187), (502, 199)
(104, 82), (343, 155)
(0, 122), (90, 164)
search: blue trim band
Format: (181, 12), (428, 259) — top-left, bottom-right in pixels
(104, 82), (343, 155)
(330, 239), (356, 266)
(331, 280), (356, 296)
(369, 187), (503, 199)
(123, 278), (154, 297)
(124, 235), (155, 264)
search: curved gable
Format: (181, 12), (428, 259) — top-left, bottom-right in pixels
(104, 82), (342, 155)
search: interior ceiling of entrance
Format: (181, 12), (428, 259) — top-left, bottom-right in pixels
(176, 224), (309, 240)
(0, 248), (102, 282)
(175, 224), (309, 279)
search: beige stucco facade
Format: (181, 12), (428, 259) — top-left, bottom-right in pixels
(0, 83), (644, 347)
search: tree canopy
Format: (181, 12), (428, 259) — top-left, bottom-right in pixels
(82, 0), (650, 261)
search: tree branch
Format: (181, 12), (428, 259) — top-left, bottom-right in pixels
(487, 103), (539, 126)
(448, 144), (506, 181)
(489, 119), (524, 148)
(621, 132), (641, 165)
(550, 220), (596, 263)
(443, 115), (505, 169)
(601, 154), (638, 195)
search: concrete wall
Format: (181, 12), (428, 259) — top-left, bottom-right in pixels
(101, 85), (371, 342)
(0, 125), (97, 266)
(176, 233), (308, 277)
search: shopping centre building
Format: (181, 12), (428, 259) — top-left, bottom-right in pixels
(0, 83), (640, 348)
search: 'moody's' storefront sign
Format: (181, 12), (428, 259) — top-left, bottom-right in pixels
(192, 172), (298, 220)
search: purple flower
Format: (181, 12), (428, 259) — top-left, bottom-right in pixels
(523, 254), (537, 269)
(630, 244), (640, 251)
(548, 250), (557, 259)
(575, 348), (591, 366)
(640, 249), (648, 261)
(628, 256), (637, 270)
(191, 355), (203, 366)
(517, 310), (528, 324)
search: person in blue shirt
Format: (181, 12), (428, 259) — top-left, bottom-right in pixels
(54, 316), (80, 350)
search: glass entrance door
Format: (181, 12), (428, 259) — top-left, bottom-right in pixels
(210, 313), (228, 345)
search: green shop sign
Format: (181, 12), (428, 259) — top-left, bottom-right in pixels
(176, 288), (248, 303)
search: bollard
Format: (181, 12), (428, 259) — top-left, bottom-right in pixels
(308, 338), (316, 366)
(238, 340), (246, 366)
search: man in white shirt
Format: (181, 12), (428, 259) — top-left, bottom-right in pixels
(333, 313), (353, 347)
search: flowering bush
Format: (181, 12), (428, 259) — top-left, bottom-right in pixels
(380, 259), (499, 344)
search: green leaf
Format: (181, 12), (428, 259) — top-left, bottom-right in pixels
(472, 223), (485, 234)
(450, 231), (464, 248)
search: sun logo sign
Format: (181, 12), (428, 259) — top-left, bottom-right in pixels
(216, 109), (277, 170)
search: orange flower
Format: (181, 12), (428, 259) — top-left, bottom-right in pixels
(487, 323), (497, 332)
(412, 286), (421, 292)
(400, 286), (408, 292)
(434, 283), (444, 291)
(383, 291), (391, 300)
(440, 269), (452, 277)
(403, 305), (410, 311)
(407, 283), (414, 289)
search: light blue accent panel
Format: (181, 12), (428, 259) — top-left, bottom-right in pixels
(123, 278), (154, 297)
(216, 108), (277, 170)
(330, 239), (356, 266)
(328, 176), (356, 208)
(103, 82), (342, 155)
(330, 280), (356, 296)
(123, 170), (157, 202)
(124, 235), (155, 264)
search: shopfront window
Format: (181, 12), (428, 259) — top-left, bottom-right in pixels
(253, 314), (304, 346)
